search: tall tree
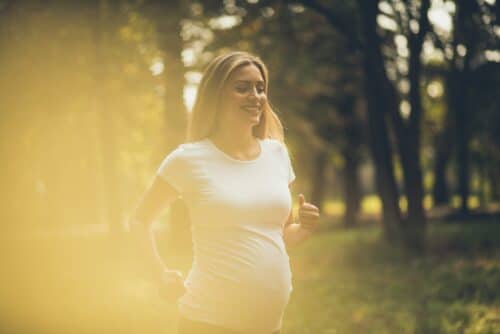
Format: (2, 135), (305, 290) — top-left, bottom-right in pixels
(451, 0), (481, 215)
(301, 0), (433, 249)
(383, 0), (431, 246)
(429, 0), (497, 214)
(356, 0), (403, 242)
(301, 0), (402, 239)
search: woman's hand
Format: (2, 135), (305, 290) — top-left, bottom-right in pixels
(158, 269), (186, 302)
(298, 194), (320, 232)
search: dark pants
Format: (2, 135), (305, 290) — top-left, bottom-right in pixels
(177, 317), (281, 334)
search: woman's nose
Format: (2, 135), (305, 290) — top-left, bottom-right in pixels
(247, 86), (258, 99)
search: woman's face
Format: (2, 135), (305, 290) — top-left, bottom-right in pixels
(218, 63), (267, 130)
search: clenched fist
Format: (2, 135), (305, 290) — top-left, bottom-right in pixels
(298, 194), (320, 232)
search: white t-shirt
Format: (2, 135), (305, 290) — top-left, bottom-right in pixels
(156, 137), (296, 334)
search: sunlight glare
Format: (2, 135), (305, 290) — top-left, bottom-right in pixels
(396, 58), (408, 75)
(456, 44), (467, 57)
(378, 1), (394, 15)
(409, 19), (419, 34)
(422, 39), (445, 63)
(209, 15), (241, 30)
(444, 1), (456, 13)
(184, 85), (198, 112)
(395, 34), (409, 58)
(185, 71), (202, 84)
(398, 79), (410, 94)
(150, 59), (164, 76)
(182, 48), (196, 67)
(400, 100), (411, 119)
(445, 45), (454, 60)
(428, 7), (452, 32)
(394, 34), (407, 48)
(288, 4), (305, 13)
(377, 14), (398, 32)
(261, 7), (275, 18)
(427, 80), (444, 98)
(485, 50), (500, 62)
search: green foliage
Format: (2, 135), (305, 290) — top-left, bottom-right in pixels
(283, 223), (500, 334)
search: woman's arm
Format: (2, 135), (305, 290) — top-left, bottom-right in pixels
(129, 176), (180, 283)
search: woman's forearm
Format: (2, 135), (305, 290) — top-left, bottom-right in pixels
(132, 222), (168, 283)
(283, 223), (312, 248)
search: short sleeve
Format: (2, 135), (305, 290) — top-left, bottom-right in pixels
(156, 146), (190, 194)
(281, 142), (296, 185)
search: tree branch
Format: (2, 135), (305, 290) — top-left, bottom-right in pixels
(298, 0), (362, 50)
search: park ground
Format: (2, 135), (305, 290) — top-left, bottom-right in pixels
(1, 217), (500, 334)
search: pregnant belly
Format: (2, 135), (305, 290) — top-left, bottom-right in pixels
(179, 238), (293, 333)
(182, 262), (292, 333)
(186, 241), (293, 307)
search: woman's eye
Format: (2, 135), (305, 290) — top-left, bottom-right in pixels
(236, 86), (248, 93)
(235, 85), (265, 94)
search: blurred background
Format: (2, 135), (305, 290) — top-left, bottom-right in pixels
(0, 0), (499, 333)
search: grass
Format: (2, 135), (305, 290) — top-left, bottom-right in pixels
(1, 221), (500, 334)
(285, 222), (500, 334)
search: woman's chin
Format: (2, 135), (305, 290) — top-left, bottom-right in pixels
(234, 114), (261, 128)
(248, 114), (261, 125)
(248, 120), (260, 128)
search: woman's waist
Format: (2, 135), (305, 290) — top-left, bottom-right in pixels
(186, 259), (292, 296)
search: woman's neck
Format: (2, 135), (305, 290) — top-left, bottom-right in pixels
(209, 128), (259, 158)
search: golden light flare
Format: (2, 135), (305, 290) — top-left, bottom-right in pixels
(427, 80), (444, 98)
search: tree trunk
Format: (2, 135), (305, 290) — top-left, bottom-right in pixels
(432, 103), (453, 206)
(358, 0), (402, 242)
(342, 148), (361, 228)
(340, 95), (362, 228)
(452, 0), (479, 216)
(477, 157), (487, 208)
(310, 149), (328, 210)
(359, 0), (429, 250)
(398, 0), (430, 250)
(455, 70), (471, 215)
(489, 161), (500, 201)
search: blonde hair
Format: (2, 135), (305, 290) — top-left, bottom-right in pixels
(187, 51), (284, 142)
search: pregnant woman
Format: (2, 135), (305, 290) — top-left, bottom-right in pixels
(130, 51), (320, 334)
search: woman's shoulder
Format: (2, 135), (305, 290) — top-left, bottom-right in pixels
(164, 139), (211, 161)
(178, 139), (210, 151)
(261, 137), (288, 153)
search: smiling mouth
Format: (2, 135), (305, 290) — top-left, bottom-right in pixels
(242, 105), (262, 113)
